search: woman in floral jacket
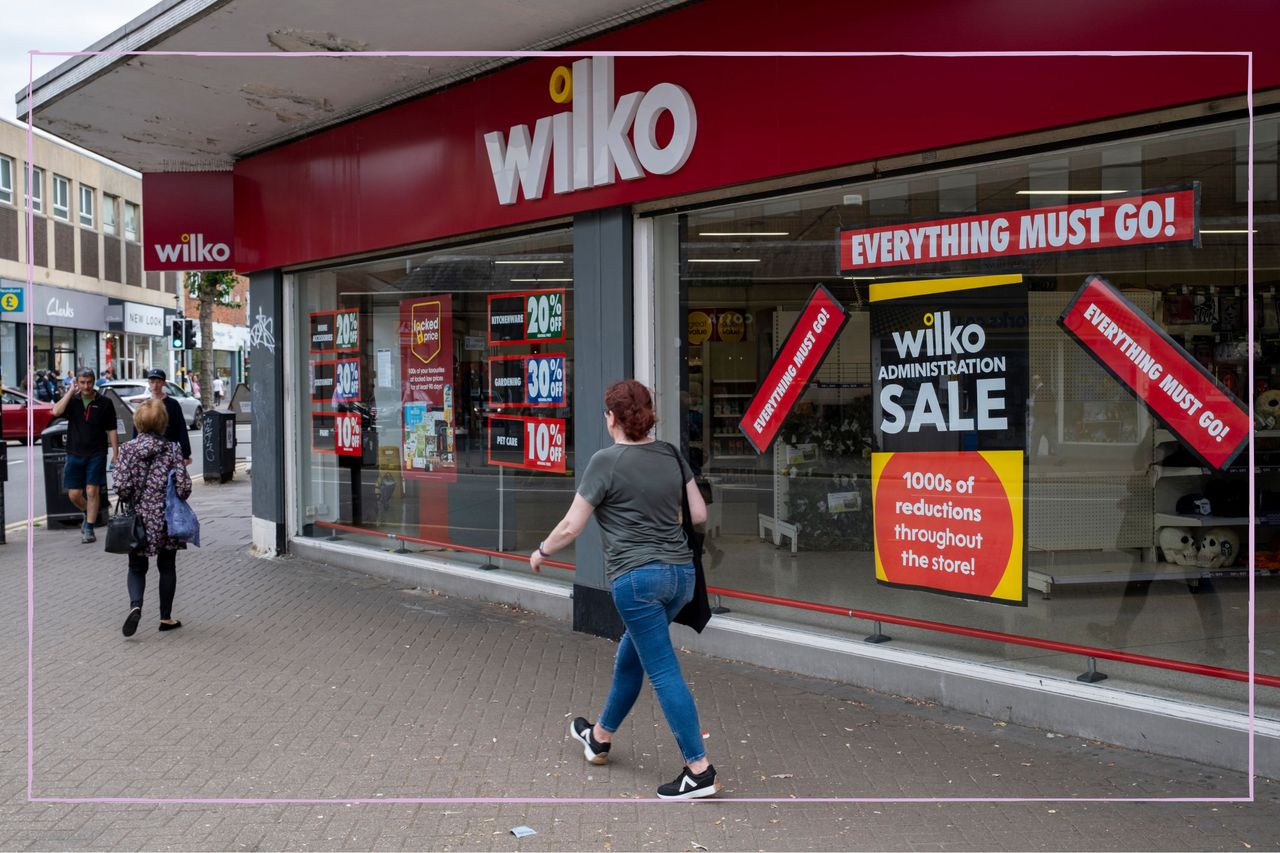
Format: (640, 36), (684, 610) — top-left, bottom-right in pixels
(113, 399), (192, 637)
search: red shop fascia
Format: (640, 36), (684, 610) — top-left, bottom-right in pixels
(142, 0), (1279, 273)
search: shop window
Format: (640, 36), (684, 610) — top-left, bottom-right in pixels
(0, 156), (15, 206)
(51, 174), (70, 220)
(294, 228), (576, 573)
(79, 184), (95, 228)
(124, 201), (139, 242)
(1237, 122), (1278, 203)
(102, 194), (118, 235)
(26, 166), (44, 215)
(657, 115), (1273, 716)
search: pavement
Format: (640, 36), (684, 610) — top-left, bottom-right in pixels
(1, 472), (1278, 851)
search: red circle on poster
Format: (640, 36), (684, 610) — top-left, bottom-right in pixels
(875, 452), (1014, 598)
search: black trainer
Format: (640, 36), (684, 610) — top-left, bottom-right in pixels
(657, 764), (721, 800)
(569, 716), (610, 765)
(122, 607), (141, 637)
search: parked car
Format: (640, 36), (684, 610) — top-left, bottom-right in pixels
(99, 379), (203, 429)
(2, 386), (59, 443)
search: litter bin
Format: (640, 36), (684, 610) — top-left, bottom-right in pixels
(202, 409), (237, 483)
(40, 420), (83, 526)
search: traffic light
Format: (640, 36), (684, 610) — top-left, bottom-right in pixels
(171, 318), (185, 350)
(183, 318), (198, 350)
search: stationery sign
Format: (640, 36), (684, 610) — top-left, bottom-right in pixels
(738, 285), (849, 453)
(1059, 274), (1249, 470)
(488, 414), (568, 473)
(839, 186), (1199, 272)
(870, 274), (1028, 606)
(488, 289), (566, 345)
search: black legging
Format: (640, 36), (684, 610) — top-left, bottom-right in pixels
(128, 549), (177, 620)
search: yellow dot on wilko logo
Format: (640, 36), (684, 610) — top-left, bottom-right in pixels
(923, 312), (934, 327)
(181, 233), (191, 244)
(549, 65), (573, 104)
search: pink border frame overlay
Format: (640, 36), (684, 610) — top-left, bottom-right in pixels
(20, 48), (1257, 805)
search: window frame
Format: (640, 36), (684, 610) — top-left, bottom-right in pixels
(0, 156), (13, 206)
(102, 193), (118, 235)
(124, 201), (139, 242)
(51, 174), (70, 220)
(78, 184), (95, 229)
(26, 165), (44, 215)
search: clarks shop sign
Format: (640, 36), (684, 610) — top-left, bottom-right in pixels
(0, 281), (107, 329)
(483, 57), (697, 205)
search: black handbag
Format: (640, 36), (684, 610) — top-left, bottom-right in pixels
(104, 454), (158, 555)
(104, 498), (147, 554)
(664, 442), (712, 633)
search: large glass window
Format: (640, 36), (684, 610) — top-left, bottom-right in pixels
(658, 116), (1275, 716)
(52, 175), (70, 220)
(0, 156), (12, 206)
(79, 184), (95, 228)
(102, 194), (117, 235)
(295, 228), (576, 575)
(25, 165), (43, 214)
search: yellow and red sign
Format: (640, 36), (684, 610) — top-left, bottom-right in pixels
(873, 450), (1024, 603)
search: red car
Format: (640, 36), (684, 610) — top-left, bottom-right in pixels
(2, 386), (59, 443)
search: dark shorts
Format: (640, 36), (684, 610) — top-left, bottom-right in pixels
(64, 453), (108, 490)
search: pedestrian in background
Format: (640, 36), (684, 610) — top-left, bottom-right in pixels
(136, 369), (192, 465)
(212, 373), (224, 406)
(530, 379), (719, 800)
(113, 399), (192, 637)
(49, 368), (118, 543)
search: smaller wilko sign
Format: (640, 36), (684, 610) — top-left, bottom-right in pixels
(488, 289), (566, 345)
(1059, 274), (1249, 471)
(488, 414), (568, 473)
(309, 311), (335, 354)
(839, 186), (1199, 272)
(334, 411), (362, 457)
(335, 309), (360, 352)
(738, 286), (849, 453)
(489, 353), (568, 409)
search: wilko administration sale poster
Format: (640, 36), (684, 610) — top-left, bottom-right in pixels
(870, 275), (1028, 605)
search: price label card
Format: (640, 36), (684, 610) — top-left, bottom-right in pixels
(526, 354), (566, 405)
(490, 353), (568, 409)
(487, 415), (568, 473)
(334, 411), (362, 456)
(334, 358), (360, 401)
(489, 289), (567, 345)
(335, 309), (359, 351)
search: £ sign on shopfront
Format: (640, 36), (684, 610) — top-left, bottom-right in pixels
(483, 57), (698, 205)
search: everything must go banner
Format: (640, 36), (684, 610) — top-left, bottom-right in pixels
(1058, 275), (1249, 471)
(870, 275), (1029, 605)
(400, 295), (457, 480)
(839, 186), (1199, 272)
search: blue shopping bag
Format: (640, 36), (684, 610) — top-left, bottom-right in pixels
(165, 469), (201, 547)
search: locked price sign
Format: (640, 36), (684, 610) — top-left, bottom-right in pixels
(334, 411), (362, 456)
(526, 354), (566, 405)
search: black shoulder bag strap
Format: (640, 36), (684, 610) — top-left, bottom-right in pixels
(664, 441), (712, 633)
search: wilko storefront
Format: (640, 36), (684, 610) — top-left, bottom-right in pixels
(33, 0), (1280, 775)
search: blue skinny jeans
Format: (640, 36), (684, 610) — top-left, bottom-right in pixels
(598, 561), (705, 764)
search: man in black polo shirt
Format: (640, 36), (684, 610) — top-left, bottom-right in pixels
(140, 369), (192, 465)
(50, 367), (119, 543)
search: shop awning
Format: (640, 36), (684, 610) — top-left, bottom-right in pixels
(16, 0), (690, 172)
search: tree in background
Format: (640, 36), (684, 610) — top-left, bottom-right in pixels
(184, 270), (241, 409)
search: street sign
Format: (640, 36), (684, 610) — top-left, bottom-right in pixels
(0, 287), (23, 313)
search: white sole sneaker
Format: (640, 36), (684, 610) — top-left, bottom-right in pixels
(569, 718), (609, 765)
